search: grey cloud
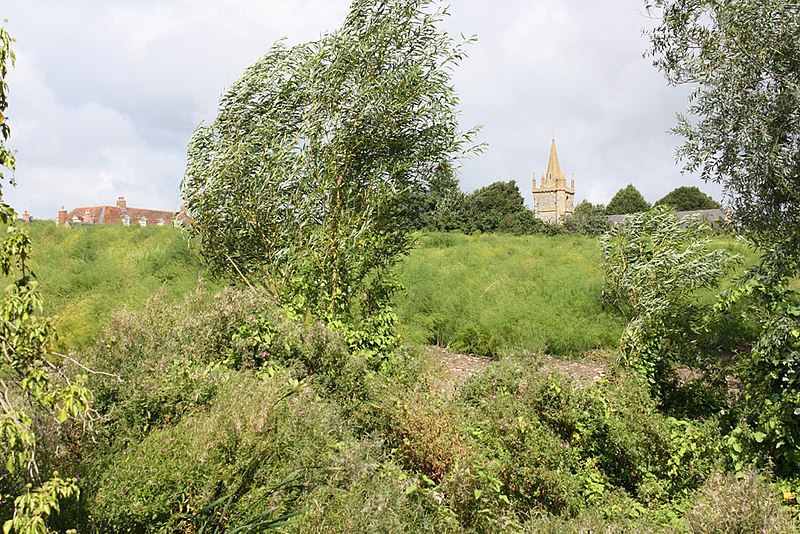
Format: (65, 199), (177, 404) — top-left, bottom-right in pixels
(2, 0), (720, 220)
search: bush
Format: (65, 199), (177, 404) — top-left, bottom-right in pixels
(563, 201), (610, 236)
(75, 285), (452, 532)
(725, 283), (800, 478)
(87, 285), (373, 446)
(600, 207), (737, 386)
(87, 372), (391, 532)
(449, 357), (722, 527)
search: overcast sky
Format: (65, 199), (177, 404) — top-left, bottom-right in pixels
(2, 0), (720, 220)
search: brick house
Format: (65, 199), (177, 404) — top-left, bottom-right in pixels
(57, 196), (190, 228)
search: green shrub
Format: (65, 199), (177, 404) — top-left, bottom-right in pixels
(452, 357), (723, 527)
(87, 372), (373, 532)
(371, 385), (469, 482)
(726, 283), (800, 478)
(87, 285), (375, 447)
(600, 207), (737, 387)
(75, 285), (452, 532)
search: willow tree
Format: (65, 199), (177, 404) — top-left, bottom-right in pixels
(182, 0), (475, 342)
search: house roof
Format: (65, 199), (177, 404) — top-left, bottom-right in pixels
(66, 205), (178, 225)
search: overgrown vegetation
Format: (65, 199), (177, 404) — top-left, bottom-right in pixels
(3, 0), (800, 530)
(49, 286), (798, 532)
(396, 232), (624, 356)
(7, 222), (796, 532)
(644, 0), (800, 492)
(600, 206), (737, 387)
(22, 222), (211, 350)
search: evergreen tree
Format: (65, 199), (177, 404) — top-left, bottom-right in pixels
(464, 180), (526, 232)
(563, 200), (611, 236)
(606, 184), (651, 215)
(655, 186), (720, 211)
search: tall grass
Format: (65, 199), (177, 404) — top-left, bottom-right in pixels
(22, 222), (214, 350)
(22, 224), (751, 356)
(395, 232), (625, 356)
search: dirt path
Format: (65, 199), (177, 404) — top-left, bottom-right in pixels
(427, 346), (608, 395)
(425, 346), (491, 396)
(538, 354), (607, 386)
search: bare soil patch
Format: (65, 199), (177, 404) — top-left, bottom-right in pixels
(424, 346), (492, 396)
(539, 354), (607, 386)
(427, 346), (609, 396)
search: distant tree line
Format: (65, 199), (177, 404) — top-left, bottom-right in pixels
(416, 178), (721, 237)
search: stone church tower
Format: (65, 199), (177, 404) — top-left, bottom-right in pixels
(532, 137), (575, 224)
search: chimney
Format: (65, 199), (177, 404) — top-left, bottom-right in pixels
(116, 196), (127, 209)
(57, 205), (68, 227)
(21, 210), (30, 223)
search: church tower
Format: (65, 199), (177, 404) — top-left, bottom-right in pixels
(532, 136), (575, 224)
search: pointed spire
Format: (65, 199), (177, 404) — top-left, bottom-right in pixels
(546, 137), (565, 185)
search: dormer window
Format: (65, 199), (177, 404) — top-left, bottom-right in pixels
(122, 215), (130, 227)
(138, 217), (147, 227)
(156, 218), (165, 226)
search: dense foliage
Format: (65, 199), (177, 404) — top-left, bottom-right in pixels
(0, 222), (791, 531)
(4, 0), (800, 529)
(562, 201), (611, 236)
(463, 180), (526, 233)
(606, 184), (651, 215)
(655, 186), (720, 211)
(600, 207), (737, 386)
(424, 180), (563, 236)
(411, 166), (463, 230)
(22, 222), (211, 350)
(182, 0), (476, 343)
(397, 232), (624, 356)
(61, 285), (796, 532)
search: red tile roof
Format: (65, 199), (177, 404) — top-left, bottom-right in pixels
(60, 198), (189, 227)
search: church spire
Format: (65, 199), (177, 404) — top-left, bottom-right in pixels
(546, 136), (565, 186)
